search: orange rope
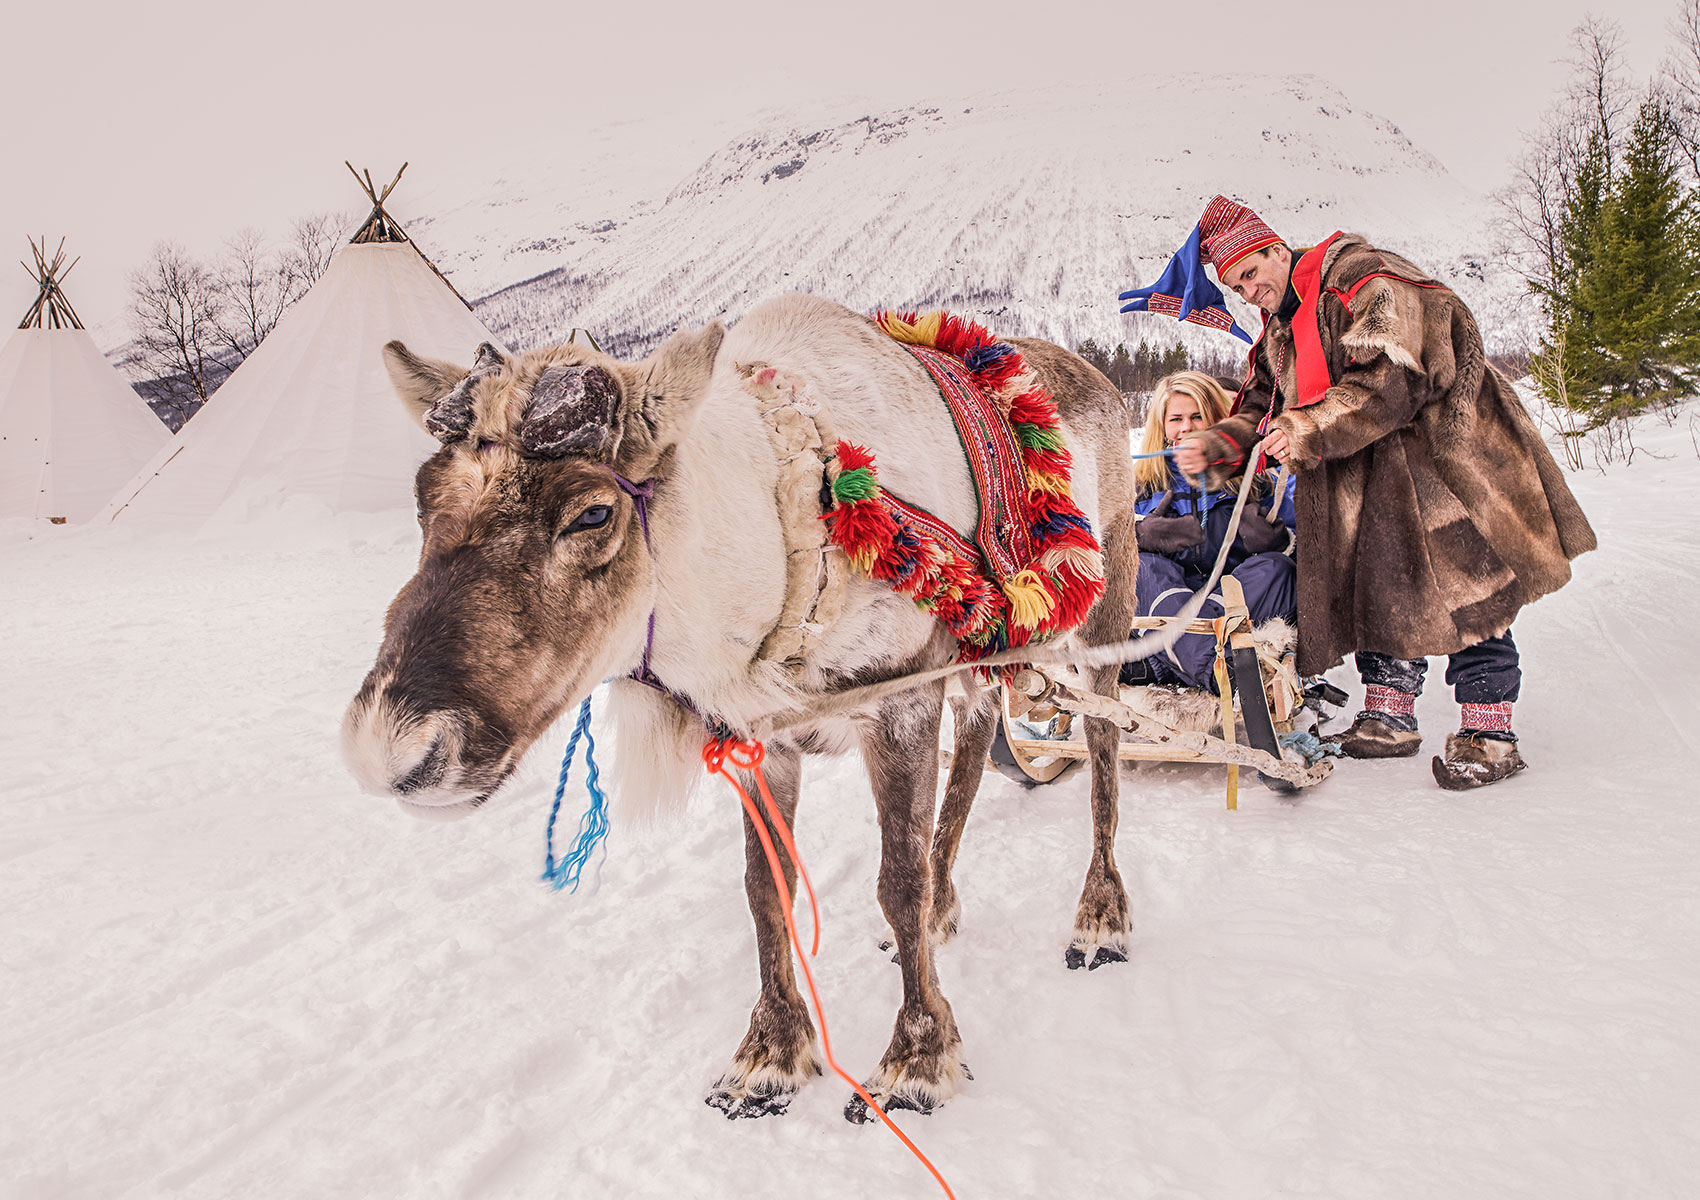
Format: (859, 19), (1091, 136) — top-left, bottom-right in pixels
(702, 737), (956, 1200)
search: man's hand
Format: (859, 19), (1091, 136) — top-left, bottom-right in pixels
(1171, 437), (1207, 476)
(1137, 492), (1206, 554)
(1263, 427), (1292, 467)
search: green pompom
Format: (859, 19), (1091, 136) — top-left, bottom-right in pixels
(1016, 424), (1066, 451)
(832, 467), (880, 503)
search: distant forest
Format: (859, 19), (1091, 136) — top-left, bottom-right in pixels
(1074, 336), (1246, 401)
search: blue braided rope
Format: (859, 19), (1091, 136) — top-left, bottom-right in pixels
(541, 696), (611, 893)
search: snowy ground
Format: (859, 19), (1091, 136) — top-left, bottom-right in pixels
(5, 419), (1699, 1200)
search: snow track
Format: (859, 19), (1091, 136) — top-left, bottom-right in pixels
(3, 420), (1699, 1198)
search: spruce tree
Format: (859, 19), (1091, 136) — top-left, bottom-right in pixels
(1109, 342), (1134, 391)
(1075, 338), (1112, 377)
(1531, 129), (1612, 419)
(1132, 339), (1155, 390)
(1572, 93), (1700, 413)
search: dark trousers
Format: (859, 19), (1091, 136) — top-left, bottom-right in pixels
(1135, 551), (1297, 690)
(1356, 629), (1522, 707)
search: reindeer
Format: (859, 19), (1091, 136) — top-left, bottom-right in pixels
(342, 294), (1139, 1120)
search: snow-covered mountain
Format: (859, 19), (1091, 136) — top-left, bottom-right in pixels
(405, 75), (1516, 361)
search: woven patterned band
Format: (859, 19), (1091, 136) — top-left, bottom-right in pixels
(1363, 684), (1418, 718)
(1459, 702), (1513, 733)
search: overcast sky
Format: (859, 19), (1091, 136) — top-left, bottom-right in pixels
(0, 0), (1679, 339)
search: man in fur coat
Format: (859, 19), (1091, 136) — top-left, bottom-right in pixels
(1169, 196), (1596, 789)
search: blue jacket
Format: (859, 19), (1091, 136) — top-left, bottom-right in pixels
(1134, 463), (1297, 580)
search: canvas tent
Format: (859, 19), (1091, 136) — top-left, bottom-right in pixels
(103, 166), (499, 527)
(0, 239), (170, 523)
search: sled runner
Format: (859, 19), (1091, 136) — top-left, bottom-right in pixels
(988, 576), (1336, 806)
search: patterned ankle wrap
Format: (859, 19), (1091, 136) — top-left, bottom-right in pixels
(1358, 685), (1418, 733)
(1460, 702), (1513, 734)
(1364, 685), (1417, 717)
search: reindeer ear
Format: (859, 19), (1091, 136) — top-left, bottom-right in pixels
(383, 341), (469, 431)
(625, 320), (726, 461)
(521, 364), (622, 458)
(384, 340), (508, 443)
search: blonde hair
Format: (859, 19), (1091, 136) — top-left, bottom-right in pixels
(1134, 371), (1235, 495)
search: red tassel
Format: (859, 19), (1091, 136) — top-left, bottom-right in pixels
(836, 440), (877, 472)
(1023, 446), (1073, 477)
(1007, 389), (1060, 427)
(1044, 563), (1103, 631)
(825, 500), (897, 560)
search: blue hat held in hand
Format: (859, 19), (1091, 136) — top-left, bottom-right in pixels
(1118, 223), (1255, 345)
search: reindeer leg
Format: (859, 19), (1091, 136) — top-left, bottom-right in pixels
(1067, 510), (1140, 970)
(706, 744), (822, 1118)
(927, 683), (998, 947)
(845, 678), (968, 1123)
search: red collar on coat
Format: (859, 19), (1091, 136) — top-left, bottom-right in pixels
(1232, 231), (1344, 419)
(1287, 231), (1343, 409)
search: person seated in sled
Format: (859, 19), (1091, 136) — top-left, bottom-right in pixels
(1164, 195), (1597, 789)
(1124, 369), (1296, 692)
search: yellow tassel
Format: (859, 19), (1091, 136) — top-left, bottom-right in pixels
(850, 546), (879, 574)
(879, 310), (943, 347)
(1026, 469), (1073, 498)
(1042, 544), (1104, 581)
(1003, 569), (1056, 630)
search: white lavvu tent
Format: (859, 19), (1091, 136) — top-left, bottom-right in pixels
(0, 239), (170, 523)
(103, 166), (499, 527)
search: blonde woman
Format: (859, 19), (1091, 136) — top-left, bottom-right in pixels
(1125, 371), (1296, 690)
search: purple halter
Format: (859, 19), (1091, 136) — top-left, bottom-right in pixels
(611, 469), (709, 724)
(611, 470), (653, 549)
(610, 470), (660, 686)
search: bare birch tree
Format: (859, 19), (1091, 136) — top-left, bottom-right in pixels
(1664, 0), (1700, 180)
(128, 242), (224, 409)
(288, 211), (343, 288)
(1498, 15), (1632, 294)
(213, 228), (296, 361)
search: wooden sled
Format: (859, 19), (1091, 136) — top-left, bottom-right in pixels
(987, 575), (1333, 808)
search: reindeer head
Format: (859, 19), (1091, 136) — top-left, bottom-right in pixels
(342, 322), (724, 818)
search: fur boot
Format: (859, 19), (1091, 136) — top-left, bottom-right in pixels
(1337, 713), (1423, 758)
(1432, 733), (1527, 790)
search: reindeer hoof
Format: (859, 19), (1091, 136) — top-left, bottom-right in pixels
(844, 1088), (937, 1124)
(706, 1087), (794, 1120)
(1065, 942), (1128, 970)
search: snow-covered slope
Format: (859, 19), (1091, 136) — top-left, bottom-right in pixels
(410, 76), (1509, 360)
(3, 409), (1697, 1197)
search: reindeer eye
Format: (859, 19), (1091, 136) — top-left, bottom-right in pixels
(561, 504), (612, 535)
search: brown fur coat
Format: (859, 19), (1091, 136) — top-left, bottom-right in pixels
(1194, 235), (1597, 676)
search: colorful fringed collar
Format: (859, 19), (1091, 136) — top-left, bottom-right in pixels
(822, 310), (1105, 664)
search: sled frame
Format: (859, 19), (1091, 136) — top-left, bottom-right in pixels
(993, 575), (1332, 804)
